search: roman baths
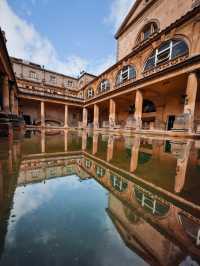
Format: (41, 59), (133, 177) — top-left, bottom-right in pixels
(0, 0), (200, 265)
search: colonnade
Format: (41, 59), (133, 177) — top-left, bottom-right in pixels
(82, 72), (199, 133)
(1, 75), (18, 115)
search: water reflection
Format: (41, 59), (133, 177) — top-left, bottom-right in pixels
(0, 130), (200, 265)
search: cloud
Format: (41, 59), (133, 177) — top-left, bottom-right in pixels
(0, 0), (114, 77)
(105, 0), (134, 31)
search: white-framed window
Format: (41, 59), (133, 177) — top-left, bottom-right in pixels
(116, 65), (136, 85)
(86, 87), (94, 98)
(137, 22), (158, 43)
(64, 80), (74, 88)
(29, 71), (37, 80)
(144, 39), (189, 71)
(50, 75), (56, 84)
(98, 80), (110, 94)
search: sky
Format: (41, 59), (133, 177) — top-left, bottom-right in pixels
(0, 0), (134, 77)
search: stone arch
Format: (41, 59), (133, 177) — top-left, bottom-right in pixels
(136, 19), (160, 45)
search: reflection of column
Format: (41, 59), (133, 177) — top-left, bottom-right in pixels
(41, 130), (46, 153)
(64, 105), (69, 128)
(93, 104), (99, 130)
(83, 107), (88, 128)
(2, 76), (10, 113)
(8, 134), (13, 175)
(10, 89), (15, 114)
(13, 97), (19, 115)
(184, 72), (198, 132)
(130, 136), (140, 173)
(41, 101), (45, 127)
(82, 131), (87, 150)
(64, 130), (68, 152)
(0, 162), (3, 205)
(109, 99), (116, 128)
(175, 141), (192, 193)
(134, 90), (143, 130)
(92, 133), (98, 155)
(107, 136), (114, 162)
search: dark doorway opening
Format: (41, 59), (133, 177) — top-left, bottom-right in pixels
(167, 115), (175, 130)
(23, 115), (32, 125)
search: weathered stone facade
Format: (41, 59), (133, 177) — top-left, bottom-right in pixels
(1, 0), (200, 137)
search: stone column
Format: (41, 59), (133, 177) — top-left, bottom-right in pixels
(2, 76), (10, 113)
(93, 104), (99, 130)
(41, 101), (45, 127)
(64, 130), (68, 152)
(130, 136), (140, 173)
(64, 105), (69, 128)
(10, 89), (15, 114)
(109, 99), (116, 128)
(92, 133), (98, 155)
(107, 135), (114, 162)
(184, 72), (198, 132)
(83, 107), (88, 128)
(41, 129), (45, 153)
(134, 90), (143, 130)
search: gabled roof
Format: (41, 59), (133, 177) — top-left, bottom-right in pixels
(115, 0), (156, 39)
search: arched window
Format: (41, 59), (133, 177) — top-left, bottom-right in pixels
(144, 39), (189, 71)
(97, 80), (110, 94)
(137, 22), (158, 43)
(116, 65), (136, 85)
(86, 87), (94, 98)
(143, 100), (156, 113)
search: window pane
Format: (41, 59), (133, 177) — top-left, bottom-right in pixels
(143, 25), (151, 40)
(158, 41), (170, 53)
(145, 56), (156, 70)
(157, 50), (170, 63)
(171, 41), (188, 59)
(129, 67), (136, 79)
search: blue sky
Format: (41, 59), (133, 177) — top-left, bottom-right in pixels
(0, 0), (133, 77)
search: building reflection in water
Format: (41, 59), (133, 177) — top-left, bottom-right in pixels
(0, 130), (200, 265)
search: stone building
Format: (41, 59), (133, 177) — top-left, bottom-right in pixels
(0, 29), (23, 136)
(1, 0), (200, 137)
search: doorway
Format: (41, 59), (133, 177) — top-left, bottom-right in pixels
(167, 115), (175, 130)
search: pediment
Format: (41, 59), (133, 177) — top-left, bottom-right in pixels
(115, 0), (155, 38)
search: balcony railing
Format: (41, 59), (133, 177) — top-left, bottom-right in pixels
(18, 86), (84, 102)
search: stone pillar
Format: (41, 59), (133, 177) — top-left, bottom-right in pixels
(41, 129), (45, 153)
(41, 101), (45, 127)
(107, 135), (114, 162)
(184, 72), (198, 132)
(64, 105), (69, 128)
(2, 76), (10, 113)
(134, 90), (143, 130)
(93, 104), (99, 130)
(64, 130), (68, 152)
(130, 136), (140, 173)
(92, 133), (98, 155)
(83, 107), (88, 128)
(109, 99), (116, 128)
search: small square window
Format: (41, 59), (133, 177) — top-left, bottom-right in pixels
(50, 76), (56, 84)
(29, 71), (37, 79)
